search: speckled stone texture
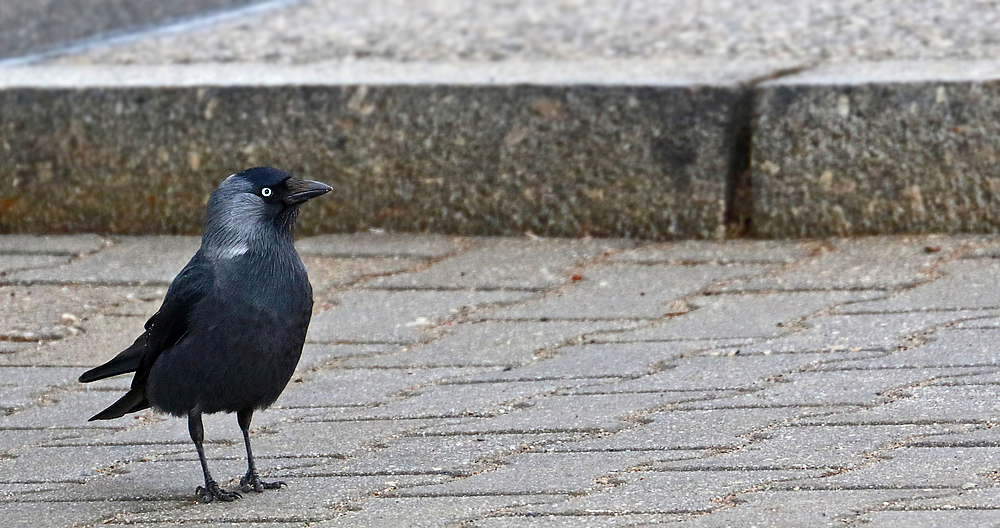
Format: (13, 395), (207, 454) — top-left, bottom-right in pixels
(753, 61), (1000, 238)
(0, 65), (747, 239)
(0, 0), (259, 60)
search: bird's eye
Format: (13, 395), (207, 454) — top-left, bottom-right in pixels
(261, 187), (272, 197)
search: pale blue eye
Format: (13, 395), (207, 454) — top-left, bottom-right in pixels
(261, 188), (272, 197)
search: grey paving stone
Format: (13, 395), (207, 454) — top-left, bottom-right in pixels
(316, 495), (564, 528)
(0, 234), (105, 255)
(661, 424), (952, 471)
(523, 469), (822, 514)
(609, 240), (817, 265)
(364, 238), (626, 291)
(296, 344), (399, 371)
(332, 379), (605, 421)
(890, 487), (1000, 509)
(342, 320), (637, 368)
(0, 442), (190, 484)
(797, 385), (1000, 426)
(0, 429), (90, 455)
(821, 328), (1000, 369)
(0, 255), (70, 274)
(723, 310), (996, 355)
(0, 285), (161, 344)
(388, 451), (663, 496)
(110, 469), (445, 523)
(473, 514), (686, 527)
(600, 291), (881, 342)
(715, 236), (955, 292)
(674, 489), (955, 527)
(684, 367), (978, 409)
(48, 410), (384, 457)
(8, 236), (199, 286)
(159, 419), (443, 463)
(780, 446), (1000, 490)
(0, 389), (141, 430)
(481, 263), (770, 320)
(280, 433), (570, 478)
(303, 255), (424, 293)
(576, 351), (878, 395)
(423, 392), (726, 436)
(296, 233), (464, 259)
(0, 314), (146, 367)
(549, 407), (819, 452)
(276, 367), (495, 408)
(860, 510), (1000, 527)
(306, 290), (532, 344)
(467, 341), (749, 382)
(835, 259), (1000, 313)
(0, 499), (166, 528)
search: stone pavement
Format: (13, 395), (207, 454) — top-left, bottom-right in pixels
(3, 232), (1000, 526)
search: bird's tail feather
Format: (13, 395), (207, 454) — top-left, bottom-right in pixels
(88, 389), (149, 421)
(79, 334), (145, 383)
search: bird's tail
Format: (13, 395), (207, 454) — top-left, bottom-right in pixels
(79, 334), (145, 383)
(88, 388), (149, 421)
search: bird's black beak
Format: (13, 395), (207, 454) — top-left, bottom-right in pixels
(283, 178), (332, 205)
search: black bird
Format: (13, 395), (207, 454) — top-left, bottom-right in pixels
(80, 167), (331, 502)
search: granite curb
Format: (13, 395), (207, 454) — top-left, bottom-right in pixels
(5, 60), (1000, 238)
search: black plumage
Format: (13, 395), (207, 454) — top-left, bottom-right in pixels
(80, 167), (331, 502)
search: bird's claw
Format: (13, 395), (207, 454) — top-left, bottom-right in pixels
(196, 480), (242, 503)
(240, 470), (286, 493)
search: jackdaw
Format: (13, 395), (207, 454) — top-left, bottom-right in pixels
(80, 167), (331, 502)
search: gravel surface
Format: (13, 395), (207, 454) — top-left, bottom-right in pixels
(46, 0), (1000, 65)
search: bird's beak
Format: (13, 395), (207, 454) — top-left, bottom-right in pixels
(284, 178), (332, 205)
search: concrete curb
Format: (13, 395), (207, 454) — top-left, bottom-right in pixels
(0, 60), (797, 239)
(5, 60), (1000, 239)
(753, 60), (1000, 238)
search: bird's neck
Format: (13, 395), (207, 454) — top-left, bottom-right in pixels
(201, 210), (298, 261)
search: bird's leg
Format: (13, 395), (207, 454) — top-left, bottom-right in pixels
(189, 410), (241, 503)
(238, 408), (286, 492)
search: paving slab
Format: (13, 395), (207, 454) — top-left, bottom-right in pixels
(276, 367), (495, 408)
(7, 236), (199, 285)
(306, 289), (532, 344)
(715, 236), (955, 292)
(0, 234), (106, 255)
(316, 495), (563, 528)
(724, 310), (996, 355)
(466, 340), (750, 382)
(674, 489), (955, 527)
(387, 451), (662, 497)
(422, 391), (729, 436)
(821, 328), (1000, 370)
(342, 320), (637, 368)
(295, 233), (464, 259)
(481, 263), (771, 320)
(600, 291), (882, 342)
(365, 238), (625, 291)
(522, 469), (822, 514)
(549, 407), (820, 452)
(836, 259), (1000, 313)
(609, 240), (818, 265)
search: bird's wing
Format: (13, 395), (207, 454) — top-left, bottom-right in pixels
(79, 252), (215, 385)
(130, 252), (215, 387)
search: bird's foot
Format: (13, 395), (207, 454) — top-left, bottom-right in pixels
(240, 470), (286, 493)
(196, 480), (242, 503)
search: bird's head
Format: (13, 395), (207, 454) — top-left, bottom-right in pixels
(203, 167), (331, 253)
